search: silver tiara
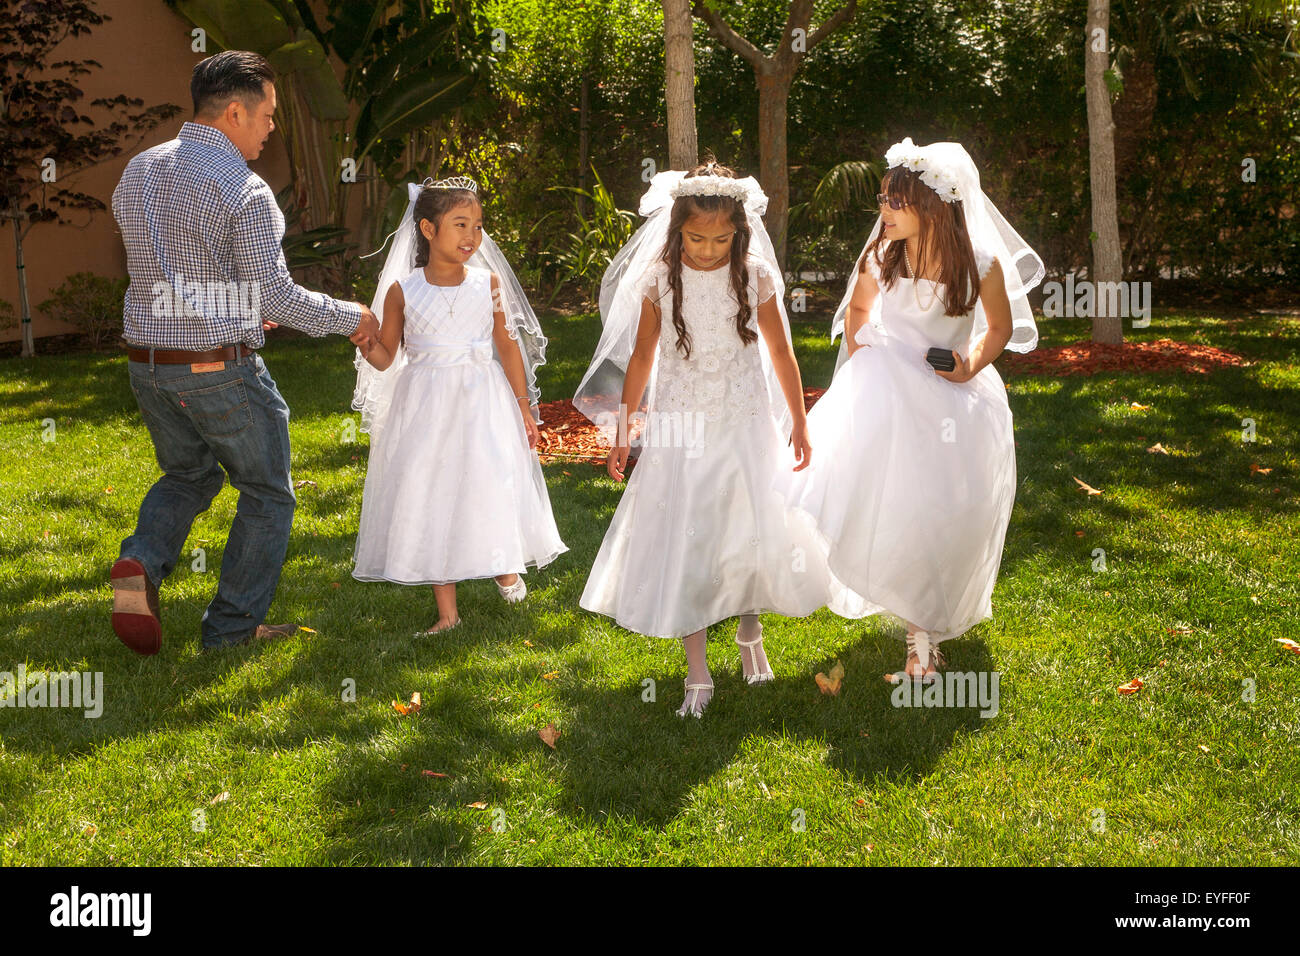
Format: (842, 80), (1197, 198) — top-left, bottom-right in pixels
(422, 175), (479, 193)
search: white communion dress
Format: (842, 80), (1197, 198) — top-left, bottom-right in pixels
(580, 255), (836, 638)
(352, 266), (567, 585)
(775, 244), (1016, 643)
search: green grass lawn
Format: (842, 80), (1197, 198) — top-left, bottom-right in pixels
(1, 311), (1297, 865)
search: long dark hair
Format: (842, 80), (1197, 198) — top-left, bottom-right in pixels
(412, 185), (481, 268)
(658, 162), (756, 359)
(862, 166), (979, 317)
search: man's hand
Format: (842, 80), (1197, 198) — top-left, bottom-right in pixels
(349, 305), (379, 351)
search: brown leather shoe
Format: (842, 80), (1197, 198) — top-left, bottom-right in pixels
(111, 557), (161, 655)
(252, 623), (301, 640)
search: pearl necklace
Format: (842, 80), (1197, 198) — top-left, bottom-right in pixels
(903, 245), (939, 310)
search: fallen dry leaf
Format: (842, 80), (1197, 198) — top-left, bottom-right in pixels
(1146, 442), (1169, 455)
(298, 626), (317, 634)
(1250, 463), (1273, 475)
(541, 671), (559, 680)
(391, 691), (422, 716)
(539, 723), (560, 749)
(466, 801), (489, 810)
(1129, 402), (1151, 410)
(815, 660), (845, 695)
(523, 639), (534, 647)
(210, 791), (230, 804)
(1274, 638), (1300, 655)
(1117, 678), (1144, 696)
(1073, 476), (1103, 496)
(293, 479), (317, 489)
(421, 770), (449, 778)
(82, 823), (97, 837)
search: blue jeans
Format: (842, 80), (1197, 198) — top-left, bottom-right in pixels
(121, 351), (296, 649)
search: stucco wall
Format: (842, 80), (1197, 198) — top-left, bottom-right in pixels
(1, 0), (294, 343)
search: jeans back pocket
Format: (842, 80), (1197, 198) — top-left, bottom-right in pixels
(177, 378), (254, 437)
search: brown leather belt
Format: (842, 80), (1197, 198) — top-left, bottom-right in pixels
(126, 343), (255, 364)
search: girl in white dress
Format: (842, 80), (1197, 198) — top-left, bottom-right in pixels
(351, 177), (567, 632)
(574, 163), (837, 718)
(776, 139), (1044, 682)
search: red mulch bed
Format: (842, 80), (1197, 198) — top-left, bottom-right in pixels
(537, 386), (828, 467)
(999, 338), (1247, 376)
(538, 337), (1246, 467)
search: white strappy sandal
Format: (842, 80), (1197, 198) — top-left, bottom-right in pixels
(676, 680), (714, 719)
(736, 620), (774, 685)
(496, 575), (527, 603)
(889, 630), (945, 684)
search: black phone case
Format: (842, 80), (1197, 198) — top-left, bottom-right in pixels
(926, 346), (956, 371)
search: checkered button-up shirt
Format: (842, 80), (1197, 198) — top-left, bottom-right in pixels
(113, 121), (362, 350)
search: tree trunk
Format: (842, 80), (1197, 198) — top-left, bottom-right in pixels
(578, 73), (591, 218)
(662, 0), (698, 170)
(690, 0), (857, 272)
(13, 216), (34, 357)
(1086, 0), (1124, 345)
(756, 69), (792, 266)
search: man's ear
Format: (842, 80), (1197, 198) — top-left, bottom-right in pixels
(222, 98), (243, 128)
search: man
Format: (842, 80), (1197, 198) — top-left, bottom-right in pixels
(109, 50), (379, 654)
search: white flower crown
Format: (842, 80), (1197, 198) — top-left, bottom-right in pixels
(669, 173), (751, 203)
(883, 137), (963, 203)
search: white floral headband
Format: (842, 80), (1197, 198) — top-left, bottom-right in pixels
(884, 137), (963, 203)
(669, 173), (752, 204)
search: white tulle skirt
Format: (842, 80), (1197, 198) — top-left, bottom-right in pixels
(775, 326), (1017, 642)
(581, 409), (834, 639)
(352, 356), (567, 585)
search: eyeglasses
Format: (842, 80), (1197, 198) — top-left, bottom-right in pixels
(877, 194), (910, 211)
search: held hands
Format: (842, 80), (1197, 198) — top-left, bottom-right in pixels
(788, 419), (812, 471)
(350, 305), (380, 356)
(932, 349), (974, 383)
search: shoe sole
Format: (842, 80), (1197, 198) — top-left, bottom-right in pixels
(111, 558), (161, 656)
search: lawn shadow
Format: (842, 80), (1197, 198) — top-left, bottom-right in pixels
(544, 621), (998, 829)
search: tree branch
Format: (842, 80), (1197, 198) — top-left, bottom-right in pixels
(691, 0), (769, 67)
(807, 0), (859, 49)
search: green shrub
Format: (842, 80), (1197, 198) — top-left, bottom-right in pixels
(37, 273), (128, 349)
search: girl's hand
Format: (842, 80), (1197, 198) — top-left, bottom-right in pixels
(518, 399), (538, 449)
(788, 420), (812, 472)
(932, 350), (973, 383)
(607, 443), (631, 482)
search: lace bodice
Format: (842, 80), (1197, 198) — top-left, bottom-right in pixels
(862, 243), (996, 353)
(642, 255), (776, 424)
(398, 266), (493, 348)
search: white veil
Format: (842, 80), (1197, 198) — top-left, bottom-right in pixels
(829, 139), (1045, 375)
(351, 178), (549, 434)
(572, 170), (799, 443)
